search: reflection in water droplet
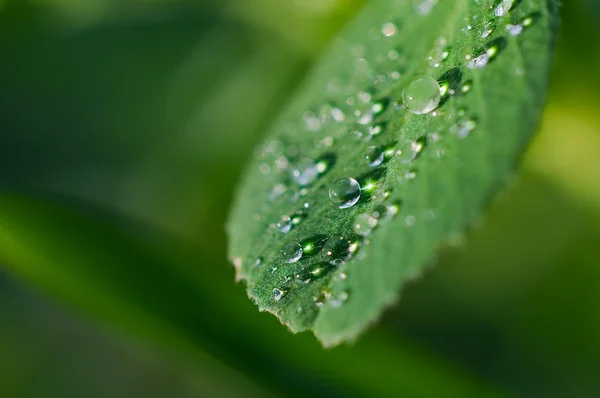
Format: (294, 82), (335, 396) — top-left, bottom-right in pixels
(281, 242), (303, 263)
(355, 213), (378, 236)
(402, 75), (441, 115)
(365, 146), (384, 167)
(272, 288), (285, 301)
(329, 178), (361, 209)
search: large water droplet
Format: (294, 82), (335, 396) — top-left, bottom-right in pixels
(402, 75), (441, 115)
(281, 242), (303, 263)
(364, 146), (384, 167)
(329, 178), (361, 209)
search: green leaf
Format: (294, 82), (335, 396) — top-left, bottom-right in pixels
(227, 0), (559, 346)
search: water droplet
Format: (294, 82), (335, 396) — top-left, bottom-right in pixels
(451, 118), (477, 139)
(402, 75), (441, 115)
(494, 0), (514, 17)
(364, 146), (384, 167)
(369, 123), (385, 137)
(413, 0), (438, 15)
(372, 204), (392, 223)
(299, 234), (329, 256)
(480, 19), (495, 38)
(276, 215), (293, 234)
(329, 178), (361, 209)
(467, 39), (505, 69)
(396, 138), (425, 163)
(405, 215), (417, 227)
(354, 213), (378, 236)
(506, 23), (523, 36)
(324, 236), (358, 265)
(382, 22), (398, 37)
(291, 158), (319, 186)
(281, 242), (303, 263)
(272, 288), (285, 301)
(255, 257), (263, 267)
(303, 111), (321, 132)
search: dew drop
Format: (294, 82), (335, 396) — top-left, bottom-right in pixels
(451, 118), (477, 139)
(372, 204), (392, 223)
(396, 138), (425, 164)
(467, 40), (502, 69)
(276, 215), (293, 234)
(494, 0), (514, 17)
(272, 288), (285, 301)
(480, 19), (495, 38)
(324, 236), (358, 265)
(329, 178), (361, 209)
(402, 75), (441, 115)
(255, 257), (263, 267)
(281, 242), (303, 263)
(413, 0), (438, 15)
(364, 146), (384, 167)
(382, 22), (398, 38)
(506, 23), (523, 36)
(354, 213), (378, 236)
(291, 158), (319, 186)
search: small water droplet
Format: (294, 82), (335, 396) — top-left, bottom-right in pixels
(272, 288), (285, 301)
(402, 75), (441, 115)
(382, 22), (398, 37)
(413, 0), (438, 15)
(324, 236), (358, 265)
(396, 138), (425, 164)
(276, 215), (293, 234)
(354, 213), (378, 236)
(451, 118), (477, 139)
(291, 158), (319, 186)
(329, 178), (361, 209)
(281, 242), (303, 263)
(255, 257), (263, 267)
(405, 215), (417, 226)
(299, 234), (329, 256)
(480, 19), (495, 38)
(364, 146), (384, 167)
(506, 23), (523, 36)
(467, 39), (505, 69)
(372, 204), (393, 223)
(494, 0), (515, 17)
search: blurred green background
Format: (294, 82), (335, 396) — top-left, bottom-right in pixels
(0, 0), (600, 397)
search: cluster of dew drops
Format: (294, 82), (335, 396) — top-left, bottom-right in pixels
(244, 0), (539, 313)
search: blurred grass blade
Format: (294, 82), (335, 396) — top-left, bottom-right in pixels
(228, 0), (559, 345)
(0, 193), (512, 397)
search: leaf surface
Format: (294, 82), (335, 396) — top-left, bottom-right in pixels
(228, 0), (559, 346)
